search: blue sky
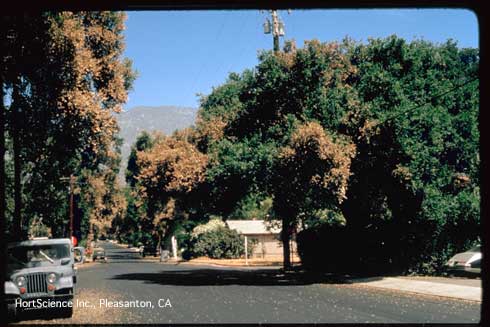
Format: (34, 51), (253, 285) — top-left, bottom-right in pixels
(123, 9), (478, 109)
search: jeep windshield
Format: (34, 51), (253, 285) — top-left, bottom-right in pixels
(8, 244), (70, 268)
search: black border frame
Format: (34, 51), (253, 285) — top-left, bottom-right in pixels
(1, 1), (486, 326)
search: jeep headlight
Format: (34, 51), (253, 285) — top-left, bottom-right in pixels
(47, 273), (57, 284)
(16, 276), (26, 287)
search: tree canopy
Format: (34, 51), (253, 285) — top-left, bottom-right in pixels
(1, 12), (135, 242)
(120, 35), (479, 273)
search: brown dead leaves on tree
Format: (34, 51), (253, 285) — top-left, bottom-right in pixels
(278, 121), (356, 204)
(49, 12), (133, 158)
(137, 134), (208, 197)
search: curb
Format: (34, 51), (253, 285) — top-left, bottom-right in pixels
(348, 277), (482, 303)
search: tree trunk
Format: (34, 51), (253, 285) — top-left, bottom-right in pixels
(13, 120), (22, 235)
(12, 81), (23, 240)
(281, 218), (291, 270)
(0, 61), (7, 318)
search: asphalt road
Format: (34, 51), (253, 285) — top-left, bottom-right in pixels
(16, 241), (481, 324)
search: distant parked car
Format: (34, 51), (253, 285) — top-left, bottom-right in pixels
(445, 245), (481, 275)
(140, 244), (159, 257)
(92, 247), (107, 262)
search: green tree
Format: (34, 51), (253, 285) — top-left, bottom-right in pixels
(339, 36), (479, 272)
(126, 131), (154, 187)
(192, 36), (479, 272)
(117, 131), (157, 246)
(197, 41), (360, 268)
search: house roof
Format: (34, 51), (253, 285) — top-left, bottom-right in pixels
(226, 220), (282, 235)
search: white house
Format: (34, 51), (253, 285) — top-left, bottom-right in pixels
(225, 219), (297, 259)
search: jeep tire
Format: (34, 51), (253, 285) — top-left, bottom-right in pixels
(59, 305), (73, 318)
(7, 302), (17, 320)
(57, 294), (74, 318)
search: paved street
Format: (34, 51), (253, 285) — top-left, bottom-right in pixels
(16, 241), (481, 324)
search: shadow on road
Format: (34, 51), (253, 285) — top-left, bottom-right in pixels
(110, 268), (367, 286)
(106, 252), (141, 259)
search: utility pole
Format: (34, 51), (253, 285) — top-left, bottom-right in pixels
(61, 174), (76, 239)
(263, 10), (286, 53)
(69, 174), (75, 239)
(271, 10), (280, 52)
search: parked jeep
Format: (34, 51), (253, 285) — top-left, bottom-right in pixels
(5, 238), (84, 320)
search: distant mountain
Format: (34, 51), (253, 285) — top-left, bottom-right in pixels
(115, 105), (198, 184)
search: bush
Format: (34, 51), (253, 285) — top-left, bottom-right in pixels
(187, 226), (246, 259)
(191, 218), (226, 238)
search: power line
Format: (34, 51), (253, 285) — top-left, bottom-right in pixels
(381, 76), (479, 125)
